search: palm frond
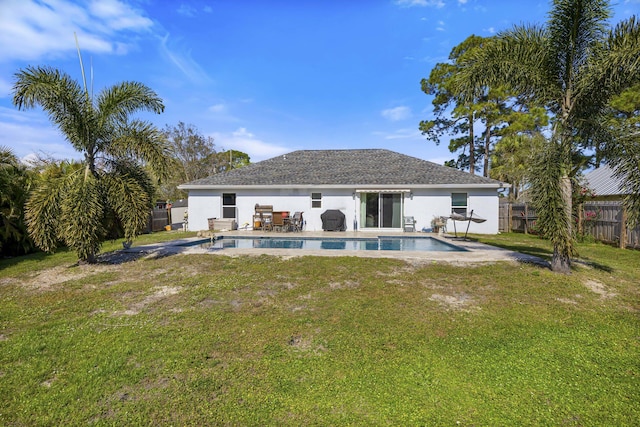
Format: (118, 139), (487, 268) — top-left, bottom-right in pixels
(547, 0), (611, 79)
(59, 169), (105, 262)
(102, 162), (154, 241)
(96, 81), (164, 125)
(529, 140), (577, 258)
(24, 174), (66, 253)
(456, 25), (552, 104)
(599, 16), (640, 94)
(12, 66), (94, 153)
(608, 137), (640, 227)
(107, 120), (173, 180)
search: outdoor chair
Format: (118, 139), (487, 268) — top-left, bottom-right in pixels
(272, 211), (287, 232)
(291, 211), (304, 232)
(403, 216), (416, 232)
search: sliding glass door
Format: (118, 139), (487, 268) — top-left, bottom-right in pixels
(360, 192), (403, 229)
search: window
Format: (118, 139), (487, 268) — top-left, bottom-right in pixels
(311, 192), (322, 208)
(222, 193), (236, 219)
(451, 192), (468, 216)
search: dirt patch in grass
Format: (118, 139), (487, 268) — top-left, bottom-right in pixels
(16, 264), (122, 291)
(583, 279), (617, 299)
(113, 286), (182, 316)
(429, 292), (478, 311)
(328, 280), (360, 290)
(288, 334), (327, 356)
(556, 297), (580, 305)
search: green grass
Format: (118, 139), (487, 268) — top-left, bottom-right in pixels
(0, 233), (638, 425)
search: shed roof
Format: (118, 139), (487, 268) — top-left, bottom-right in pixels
(584, 165), (628, 197)
(179, 149), (506, 188)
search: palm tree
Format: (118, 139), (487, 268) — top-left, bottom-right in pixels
(0, 146), (34, 256)
(12, 66), (171, 263)
(457, 0), (640, 272)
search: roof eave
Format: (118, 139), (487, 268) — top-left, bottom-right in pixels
(178, 183), (510, 190)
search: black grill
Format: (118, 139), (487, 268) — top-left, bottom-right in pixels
(321, 209), (346, 231)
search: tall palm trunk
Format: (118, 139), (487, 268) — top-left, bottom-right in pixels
(483, 126), (491, 177)
(552, 175), (573, 273)
(468, 113), (475, 175)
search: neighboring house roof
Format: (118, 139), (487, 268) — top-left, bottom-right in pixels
(179, 149), (507, 189)
(584, 165), (627, 197)
(171, 199), (188, 208)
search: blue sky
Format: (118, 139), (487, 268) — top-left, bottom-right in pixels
(1, 0), (639, 164)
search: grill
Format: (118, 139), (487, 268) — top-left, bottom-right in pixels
(321, 209), (346, 231)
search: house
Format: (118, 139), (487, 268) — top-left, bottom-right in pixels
(178, 149), (509, 233)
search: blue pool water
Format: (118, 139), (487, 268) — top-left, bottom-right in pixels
(184, 236), (466, 252)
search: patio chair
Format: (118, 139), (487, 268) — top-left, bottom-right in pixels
(403, 216), (416, 232)
(291, 211), (304, 232)
(272, 211), (287, 232)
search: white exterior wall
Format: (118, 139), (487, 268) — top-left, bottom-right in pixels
(404, 188), (499, 234)
(187, 187), (500, 234)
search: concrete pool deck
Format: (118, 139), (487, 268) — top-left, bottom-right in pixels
(120, 231), (548, 267)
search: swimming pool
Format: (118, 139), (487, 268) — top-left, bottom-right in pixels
(184, 235), (466, 252)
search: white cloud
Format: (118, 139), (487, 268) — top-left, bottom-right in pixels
(88, 0), (153, 31)
(458, 0), (468, 4)
(0, 0), (153, 62)
(212, 128), (291, 162)
(395, 0), (445, 7)
(177, 4), (197, 17)
(209, 103), (227, 113)
(0, 107), (80, 160)
(381, 106), (412, 121)
(158, 33), (212, 84)
(486, 26), (496, 34)
(371, 128), (422, 141)
(232, 127), (254, 138)
(386, 128), (421, 140)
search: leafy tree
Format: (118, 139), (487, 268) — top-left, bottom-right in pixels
(421, 35), (546, 177)
(490, 133), (546, 201)
(214, 149), (251, 174)
(158, 122), (218, 201)
(12, 66), (171, 263)
(0, 147), (34, 256)
(457, 0), (640, 272)
(158, 123), (251, 201)
(420, 35), (485, 174)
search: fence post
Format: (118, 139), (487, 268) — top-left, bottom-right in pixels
(620, 204), (627, 249)
(508, 203), (513, 232)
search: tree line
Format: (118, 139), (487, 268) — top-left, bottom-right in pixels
(420, 0), (640, 272)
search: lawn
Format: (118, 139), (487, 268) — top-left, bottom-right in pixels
(1, 232), (638, 425)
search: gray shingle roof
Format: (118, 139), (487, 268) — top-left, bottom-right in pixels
(180, 149), (505, 187)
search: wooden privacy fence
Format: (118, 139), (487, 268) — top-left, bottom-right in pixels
(499, 201), (640, 249)
(147, 208), (170, 232)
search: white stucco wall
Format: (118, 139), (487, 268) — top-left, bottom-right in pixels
(187, 186), (500, 234)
